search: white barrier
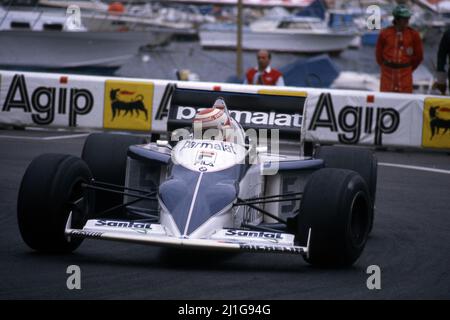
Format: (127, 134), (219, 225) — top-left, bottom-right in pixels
(0, 70), (449, 150)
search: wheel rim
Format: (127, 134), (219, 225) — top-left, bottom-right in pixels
(349, 191), (369, 247)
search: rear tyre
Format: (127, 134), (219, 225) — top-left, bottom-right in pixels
(82, 133), (146, 216)
(297, 168), (372, 267)
(17, 154), (92, 253)
(317, 146), (377, 232)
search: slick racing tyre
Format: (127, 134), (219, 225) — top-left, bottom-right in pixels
(82, 133), (146, 216)
(317, 146), (377, 232)
(17, 154), (92, 253)
(297, 168), (372, 268)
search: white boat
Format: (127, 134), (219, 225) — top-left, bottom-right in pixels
(199, 16), (359, 54)
(38, 0), (109, 11)
(39, 0), (200, 35)
(161, 0), (315, 8)
(81, 10), (196, 35)
(0, 6), (171, 70)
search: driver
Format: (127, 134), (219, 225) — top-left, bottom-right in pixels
(192, 98), (246, 144)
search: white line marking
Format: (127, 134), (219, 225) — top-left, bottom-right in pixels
(183, 172), (204, 236)
(0, 133), (89, 141)
(0, 135), (43, 140)
(42, 134), (89, 140)
(379, 162), (450, 175)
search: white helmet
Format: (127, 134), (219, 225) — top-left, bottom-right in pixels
(193, 98), (232, 140)
(193, 107), (230, 130)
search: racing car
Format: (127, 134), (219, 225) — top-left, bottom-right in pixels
(17, 89), (377, 267)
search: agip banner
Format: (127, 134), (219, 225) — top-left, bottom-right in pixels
(103, 80), (153, 131)
(0, 71), (104, 129)
(422, 97), (450, 149)
(304, 90), (424, 148)
(1, 69), (449, 151)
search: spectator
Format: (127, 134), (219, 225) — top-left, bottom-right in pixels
(376, 5), (423, 93)
(244, 50), (285, 86)
(434, 29), (450, 95)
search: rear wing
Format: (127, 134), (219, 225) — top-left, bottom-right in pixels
(166, 87), (307, 141)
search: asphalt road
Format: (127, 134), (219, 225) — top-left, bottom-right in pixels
(0, 129), (449, 300)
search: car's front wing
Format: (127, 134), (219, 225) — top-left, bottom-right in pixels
(65, 213), (310, 256)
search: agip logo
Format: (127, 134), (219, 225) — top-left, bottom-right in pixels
(422, 98), (450, 149)
(104, 80), (153, 131)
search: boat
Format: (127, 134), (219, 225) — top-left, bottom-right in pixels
(38, 0), (109, 11)
(158, 0), (316, 8)
(199, 15), (358, 54)
(199, 0), (357, 53)
(39, 0), (201, 35)
(0, 5), (172, 73)
(80, 9), (196, 35)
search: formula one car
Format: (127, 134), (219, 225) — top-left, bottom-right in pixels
(17, 90), (377, 267)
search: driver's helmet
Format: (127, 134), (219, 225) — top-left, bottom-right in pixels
(193, 108), (231, 140)
(193, 98), (232, 140)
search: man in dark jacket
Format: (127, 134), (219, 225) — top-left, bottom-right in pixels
(434, 29), (450, 95)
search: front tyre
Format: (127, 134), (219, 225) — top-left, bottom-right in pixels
(317, 146), (377, 233)
(297, 168), (372, 267)
(82, 133), (146, 216)
(17, 154), (92, 253)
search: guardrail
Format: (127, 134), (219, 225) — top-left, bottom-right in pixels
(0, 70), (449, 150)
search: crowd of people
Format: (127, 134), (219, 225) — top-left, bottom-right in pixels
(243, 5), (449, 96)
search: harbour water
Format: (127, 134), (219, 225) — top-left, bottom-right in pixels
(115, 27), (444, 88)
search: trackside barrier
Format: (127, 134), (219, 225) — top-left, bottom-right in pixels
(0, 70), (449, 150)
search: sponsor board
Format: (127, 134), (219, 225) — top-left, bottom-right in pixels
(422, 97), (450, 149)
(172, 105), (302, 129)
(0, 73), (102, 127)
(167, 88), (305, 139)
(153, 82), (175, 131)
(104, 80), (153, 131)
(305, 92), (422, 147)
(3, 70), (448, 151)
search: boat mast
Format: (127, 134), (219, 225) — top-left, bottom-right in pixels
(236, 0), (243, 79)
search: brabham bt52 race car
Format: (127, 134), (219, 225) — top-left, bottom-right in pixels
(17, 89), (377, 267)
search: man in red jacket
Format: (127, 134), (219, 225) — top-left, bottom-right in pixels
(245, 50), (285, 86)
(376, 5), (423, 93)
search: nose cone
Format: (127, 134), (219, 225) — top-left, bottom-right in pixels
(159, 165), (239, 236)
